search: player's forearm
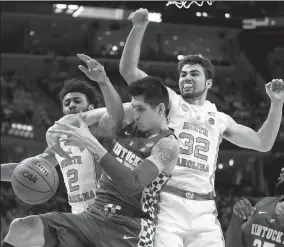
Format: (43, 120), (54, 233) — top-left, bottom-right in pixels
(257, 100), (283, 151)
(1, 163), (19, 181)
(98, 77), (124, 126)
(119, 25), (148, 83)
(226, 214), (245, 247)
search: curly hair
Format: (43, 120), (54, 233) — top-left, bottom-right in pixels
(128, 76), (170, 116)
(58, 78), (100, 107)
(177, 54), (215, 81)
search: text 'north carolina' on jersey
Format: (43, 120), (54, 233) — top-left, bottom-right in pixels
(94, 123), (173, 219)
(55, 142), (99, 214)
(242, 197), (284, 247)
(166, 90), (228, 194)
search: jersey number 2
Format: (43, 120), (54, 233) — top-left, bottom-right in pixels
(179, 132), (210, 161)
(253, 239), (275, 247)
(67, 169), (79, 192)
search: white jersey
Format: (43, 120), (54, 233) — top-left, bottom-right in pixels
(166, 90), (229, 194)
(55, 143), (99, 214)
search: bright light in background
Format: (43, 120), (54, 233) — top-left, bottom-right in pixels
(72, 6), (84, 17)
(196, 12), (201, 17)
(29, 31), (35, 36)
(177, 55), (184, 60)
(55, 4), (67, 9)
(68, 5), (79, 10)
(119, 41), (125, 46)
(229, 159), (234, 166)
(225, 13), (231, 18)
(148, 12), (162, 23)
(218, 164), (223, 169)
(112, 46), (118, 51)
(202, 12), (208, 17)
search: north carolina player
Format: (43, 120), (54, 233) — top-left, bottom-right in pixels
(119, 8), (284, 247)
(226, 168), (284, 247)
(1, 55), (123, 247)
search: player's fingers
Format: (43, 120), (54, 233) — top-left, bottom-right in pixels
(48, 129), (72, 137)
(233, 202), (244, 218)
(243, 199), (254, 214)
(128, 12), (135, 19)
(77, 53), (92, 63)
(239, 199), (250, 219)
(78, 65), (89, 75)
(235, 201), (246, 219)
(55, 121), (75, 130)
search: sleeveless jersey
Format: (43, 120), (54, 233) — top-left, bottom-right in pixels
(166, 90), (228, 194)
(94, 123), (174, 219)
(242, 196), (284, 247)
(55, 141), (99, 214)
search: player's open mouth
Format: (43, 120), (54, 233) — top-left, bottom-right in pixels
(69, 110), (80, 114)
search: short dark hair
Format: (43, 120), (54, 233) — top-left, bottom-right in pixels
(177, 54), (215, 80)
(128, 76), (169, 116)
(58, 78), (99, 107)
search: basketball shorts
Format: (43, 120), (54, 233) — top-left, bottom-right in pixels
(154, 192), (224, 247)
(39, 204), (155, 247)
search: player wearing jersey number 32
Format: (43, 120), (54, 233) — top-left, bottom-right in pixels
(226, 167), (284, 247)
(119, 8), (284, 247)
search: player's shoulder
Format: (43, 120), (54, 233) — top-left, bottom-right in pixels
(153, 135), (179, 155)
(255, 197), (278, 209)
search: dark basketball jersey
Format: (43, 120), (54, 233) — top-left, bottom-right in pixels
(94, 122), (175, 219)
(242, 196), (284, 247)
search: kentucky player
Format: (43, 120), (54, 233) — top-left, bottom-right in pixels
(119, 8), (284, 247)
(226, 167), (284, 247)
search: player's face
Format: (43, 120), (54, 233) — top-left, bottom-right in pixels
(179, 64), (211, 99)
(276, 168), (284, 194)
(62, 92), (94, 116)
(131, 96), (163, 133)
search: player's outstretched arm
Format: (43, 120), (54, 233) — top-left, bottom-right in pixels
(77, 54), (124, 129)
(222, 79), (283, 152)
(0, 149), (58, 182)
(225, 199), (254, 247)
(119, 8), (149, 84)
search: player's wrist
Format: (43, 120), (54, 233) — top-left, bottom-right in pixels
(133, 23), (148, 29)
(270, 99), (284, 107)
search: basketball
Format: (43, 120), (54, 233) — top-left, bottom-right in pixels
(11, 156), (59, 205)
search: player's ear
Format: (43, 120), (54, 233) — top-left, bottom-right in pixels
(157, 103), (165, 115)
(88, 104), (95, 110)
(206, 79), (212, 89)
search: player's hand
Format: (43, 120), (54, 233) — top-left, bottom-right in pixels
(77, 54), (108, 84)
(48, 114), (100, 149)
(128, 8), (149, 27)
(233, 198), (255, 220)
(46, 125), (73, 162)
(265, 79), (284, 103)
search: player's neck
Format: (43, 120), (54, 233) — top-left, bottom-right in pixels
(145, 120), (168, 138)
(183, 97), (206, 106)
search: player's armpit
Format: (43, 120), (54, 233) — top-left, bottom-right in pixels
(146, 135), (179, 174)
(222, 114), (269, 152)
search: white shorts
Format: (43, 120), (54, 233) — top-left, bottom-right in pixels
(154, 192), (224, 247)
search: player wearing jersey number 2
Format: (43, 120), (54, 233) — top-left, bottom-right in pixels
(119, 8), (284, 247)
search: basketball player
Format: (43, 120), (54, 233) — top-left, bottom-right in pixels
(1, 53), (123, 215)
(118, 8), (284, 247)
(226, 167), (284, 247)
(2, 71), (180, 246)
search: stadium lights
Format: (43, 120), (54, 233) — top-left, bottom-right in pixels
(9, 123), (34, 138)
(72, 6), (84, 17)
(119, 41), (125, 46)
(177, 55), (185, 60)
(68, 5), (79, 10)
(148, 12), (162, 23)
(229, 159), (234, 166)
(55, 4), (67, 9)
(112, 46), (118, 51)
(202, 12), (208, 17)
(196, 12), (201, 17)
(225, 13), (231, 18)
(218, 164), (223, 169)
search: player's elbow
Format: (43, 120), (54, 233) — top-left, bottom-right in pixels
(258, 145), (272, 152)
(119, 185), (143, 196)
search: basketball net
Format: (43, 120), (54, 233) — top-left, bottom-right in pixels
(166, 1), (213, 9)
